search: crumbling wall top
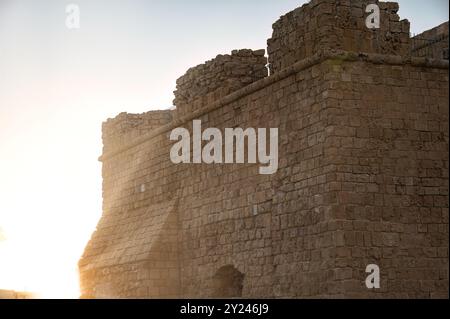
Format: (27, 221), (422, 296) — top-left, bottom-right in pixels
(102, 110), (173, 154)
(267, 0), (411, 74)
(173, 49), (268, 118)
(411, 21), (449, 60)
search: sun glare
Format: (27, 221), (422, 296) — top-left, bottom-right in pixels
(0, 118), (102, 298)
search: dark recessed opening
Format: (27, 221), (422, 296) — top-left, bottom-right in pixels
(211, 265), (244, 298)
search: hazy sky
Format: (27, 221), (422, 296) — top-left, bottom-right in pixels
(0, 0), (448, 297)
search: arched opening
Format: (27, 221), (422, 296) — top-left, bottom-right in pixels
(211, 265), (244, 298)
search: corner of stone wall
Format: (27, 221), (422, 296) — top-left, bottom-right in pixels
(102, 110), (173, 154)
(267, 0), (411, 74)
(173, 49), (268, 118)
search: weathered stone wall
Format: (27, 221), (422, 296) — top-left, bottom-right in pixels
(79, 0), (449, 299)
(102, 110), (172, 154)
(317, 55), (449, 298)
(173, 49), (268, 118)
(177, 57), (335, 298)
(267, 0), (410, 74)
(412, 22), (449, 60)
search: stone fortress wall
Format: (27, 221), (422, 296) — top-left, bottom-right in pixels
(79, 0), (449, 298)
(411, 22), (449, 60)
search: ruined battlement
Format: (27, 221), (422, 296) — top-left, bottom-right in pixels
(412, 22), (449, 60)
(101, 0), (447, 159)
(267, 0), (410, 74)
(102, 110), (173, 153)
(173, 49), (268, 118)
(81, 0), (449, 299)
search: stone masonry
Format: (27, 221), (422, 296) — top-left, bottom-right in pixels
(411, 22), (449, 60)
(174, 49), (268, 118)
(79, 0), (449, 299)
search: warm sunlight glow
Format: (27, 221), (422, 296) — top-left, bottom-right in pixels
(0, 0), (447, 299)
(0, 137), (102, 298)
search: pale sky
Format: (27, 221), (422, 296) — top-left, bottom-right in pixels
(0, 0), (448, 298)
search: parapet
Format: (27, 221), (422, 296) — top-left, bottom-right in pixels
(102, 110), (173, 154)
(411, 22), (449, 60)
(98, 1), (448, 162)
(267, 0), (411, 74)
(173, 49), (268, 118)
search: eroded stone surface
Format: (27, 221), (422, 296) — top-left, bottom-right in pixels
(79, 0), (449, 299)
